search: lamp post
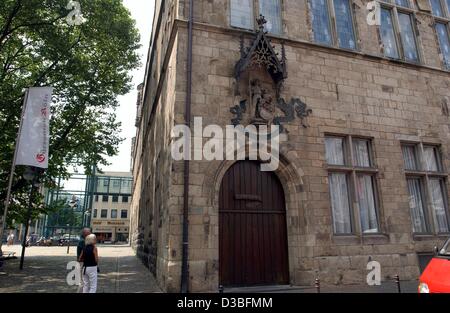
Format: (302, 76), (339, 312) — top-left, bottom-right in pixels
(19, 166), (41, 270)
(67, 196), (78, 254)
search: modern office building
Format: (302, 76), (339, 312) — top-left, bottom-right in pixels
(90, 172), (132, 243)
(131, 0), (450, 292)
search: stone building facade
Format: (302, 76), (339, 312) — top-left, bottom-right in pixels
(130, 0), (450, 292)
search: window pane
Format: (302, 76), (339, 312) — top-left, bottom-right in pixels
(310, 0), (332, 45)
(395, 0), (410, 7)
(356, 175), (379, 233)
(121, 210), (128, 219)
(230, 0), (254, 30)
(101, 209), (107, 218)
(407, 178), (429, 233)
(329, 173), (352, 234)
(430, 0), (444, 17)
(259, 0), (282, 34)
(436, 23), (450, 70)
(402, 145), (418, 170)
(430, 179), (450, 233)
(325, 137), (345, 165)
(353, 139), (371, 167)
(380, 9), (400, 59)
(111, 209), (117, 219)
(424, 146), (440, 172)
(398, 13), (419, 62)
(447, 0), (450, 15)
(333, 0), (356, 50)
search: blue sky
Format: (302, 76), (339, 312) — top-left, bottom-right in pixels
(103, 0), (155, 173)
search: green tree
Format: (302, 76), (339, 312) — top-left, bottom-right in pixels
(0, 0), (140, 226)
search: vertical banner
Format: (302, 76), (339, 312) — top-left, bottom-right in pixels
(16, 87), (53, 169)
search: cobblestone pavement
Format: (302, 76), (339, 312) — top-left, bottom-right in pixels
(0, 245), (161, 293)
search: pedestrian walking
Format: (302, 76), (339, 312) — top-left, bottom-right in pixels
(76, 227), (91, 293)
(79, 234), (99, 293)
(7, 232), (14, 246)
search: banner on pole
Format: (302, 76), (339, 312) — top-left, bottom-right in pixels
(16, 87), (53, 169)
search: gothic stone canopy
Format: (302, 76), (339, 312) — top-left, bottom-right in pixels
(231, 15), (311, 133)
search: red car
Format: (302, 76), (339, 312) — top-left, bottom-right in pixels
(419, 238), (450, 293)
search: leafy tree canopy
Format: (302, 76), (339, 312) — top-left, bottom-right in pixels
(0, 0), (140, 225)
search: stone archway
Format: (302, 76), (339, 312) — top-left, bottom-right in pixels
(219, 160), (289, 286)
(201, 148), (306, 287)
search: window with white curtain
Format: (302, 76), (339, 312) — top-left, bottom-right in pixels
(329, 173), (352, 234)
(326, 135), (380, 235)
(325, 137), (345, 165)
(379, 2), (420, 62)
(402, 142), (450, 234)
(309, 0), (357, 50)
(424, 146), (440, 172)
(353, 139), (371, 167)
(407, 178), (429, 233)
(230, 0), (282, 34)
(259, 0), (282, 34)
(230, 0), (254, 30)
(430, 178), (450, 233)
(429, 0), (450, 70)
(356, 175), (379, 233)
(402, 145), (418, 170)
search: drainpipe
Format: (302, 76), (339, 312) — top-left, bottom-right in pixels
(181, 0), (194, 294)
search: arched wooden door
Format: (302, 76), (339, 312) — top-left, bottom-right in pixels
(219, 161), (289, 287)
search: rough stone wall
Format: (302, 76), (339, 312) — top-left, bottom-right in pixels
(134, 0), (450, 292)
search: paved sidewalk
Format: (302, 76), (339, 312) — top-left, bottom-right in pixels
(224, 281), (419, 293)
(0, 245), (161, 293)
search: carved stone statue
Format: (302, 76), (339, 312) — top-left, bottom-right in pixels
(251, 79), (262, 119)
(259, 89), (275, 123)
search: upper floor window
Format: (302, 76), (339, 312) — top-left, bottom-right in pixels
(429, 0), (450, 69)
(379, 1), (420, 63)
(325, 135), (380, 235)
(309, 0), (357, 50)
(111, 209), (117, 219)
(402, 143), (450, 234)
(230, 0), (282, 34)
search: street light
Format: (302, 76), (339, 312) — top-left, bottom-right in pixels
(66, 196), (78, 254)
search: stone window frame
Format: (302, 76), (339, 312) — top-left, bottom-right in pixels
(229, 0), (284, 35)
(307, 0), (360, 52)
(325, 134), (384, 237)
(429, 0), (450, 70)
(377, 0), (424, 63)
(401, 141), (450, 236)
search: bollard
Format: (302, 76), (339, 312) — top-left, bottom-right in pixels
(315, 278), (320, 293)
(218, 285), (224, 293)
(395, 274), (401, 293)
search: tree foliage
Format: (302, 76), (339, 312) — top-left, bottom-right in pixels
(0, 0), (140, 224)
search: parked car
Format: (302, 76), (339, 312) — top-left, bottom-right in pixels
(419, 237), (450, 293)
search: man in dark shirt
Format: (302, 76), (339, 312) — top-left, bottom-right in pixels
(77, 228), (91, 292)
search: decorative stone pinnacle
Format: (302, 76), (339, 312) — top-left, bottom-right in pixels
(256, 15), (267, 30)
